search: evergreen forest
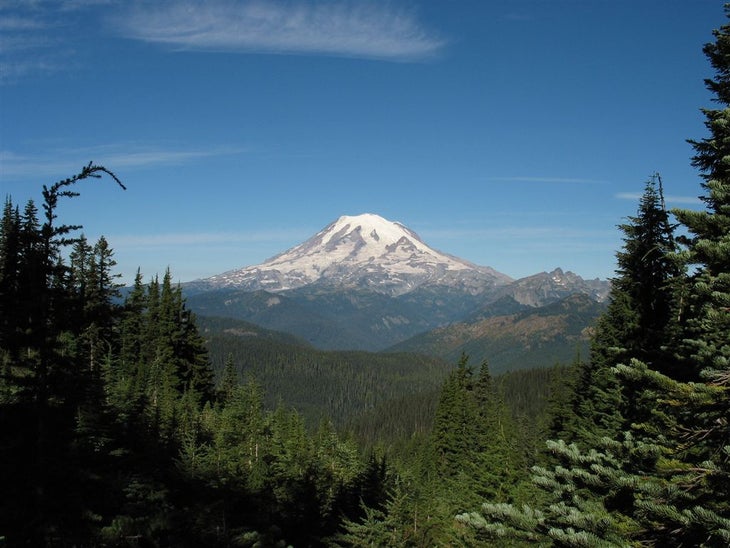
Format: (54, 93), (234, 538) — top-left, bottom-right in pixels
(2, 9), (730, 548)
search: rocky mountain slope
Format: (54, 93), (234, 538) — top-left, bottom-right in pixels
(185, 213), (610, 352)
(387, 293), (606, 373)
(189, 213), (512, 296)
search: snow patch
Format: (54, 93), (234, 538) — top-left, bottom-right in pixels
(202, 213), (510, 295)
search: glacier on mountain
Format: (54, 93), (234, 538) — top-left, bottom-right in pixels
(197, 213), (511, 295)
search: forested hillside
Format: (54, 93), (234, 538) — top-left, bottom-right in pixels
(2, 8), (730, 547)
(0, 167), (395, 546)
(199, 314), (571, 454)
(0, 171), (570, 545)
(200, 314), (452, 428)
(387, 292), (604, 373)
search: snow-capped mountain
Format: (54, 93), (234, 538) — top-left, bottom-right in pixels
(198, 213), (512, 296)
(185, 213), (610, 351)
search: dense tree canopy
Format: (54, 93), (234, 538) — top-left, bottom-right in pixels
(0, 166), (394, 546)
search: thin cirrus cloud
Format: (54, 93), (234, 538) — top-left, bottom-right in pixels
(0, 2), (119, 84)
(0, 144), (246, 180)
(485, 176), (604, 184)
(112, 0), (446, 61)
(420, 225), (616, 246)
(0, 15), (49, 34)
(0, 10), (68, 84)
(614, 192), (702, 205)
(110, 229), (307, 248)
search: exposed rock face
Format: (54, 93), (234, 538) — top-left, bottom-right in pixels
(194, 213), (512, 296)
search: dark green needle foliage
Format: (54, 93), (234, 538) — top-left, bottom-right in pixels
(0, 164), (393, 547)
(458, 7), (730, 546)
(560, 174), (683, 449)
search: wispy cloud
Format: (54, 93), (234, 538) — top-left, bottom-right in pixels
(422, 225), (614, 241)
(109, 229), (307, 248)
(1, 0), (444, 84)
(59, 0), (118, 11)
(0, 144), (246, 180)
(485, 176), (604, 184)
(113, 0), (445, 61)
(615, 192), (702, 205)
(0, 54), (72, 84)
(0, 14), (49, 32)
(0, 2), (77, 84)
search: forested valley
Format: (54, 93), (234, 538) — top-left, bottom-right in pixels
(2, 11), (730, 548)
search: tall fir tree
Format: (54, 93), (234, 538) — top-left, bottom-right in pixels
(562, 175), (682, 447)
(429, 353), (478, 488)
(674, 11), (730, 385)
(113, 268), (147, 415)
(341, 355), (527, 546)
(471, 360), (524, 503)
(0, 198), (22, 399)
(458, 8), (730, 545)
(0, 164), (126, 545)
(663, 5), (730, 541)
(216, 352), (239, 404)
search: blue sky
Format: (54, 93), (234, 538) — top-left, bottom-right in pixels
(0, 0), (722, 284)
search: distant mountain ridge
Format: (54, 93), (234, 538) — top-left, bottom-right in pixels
(185, 213), (610, 353)
(388, 293), (606, 373)
(489, 268), (608, 308)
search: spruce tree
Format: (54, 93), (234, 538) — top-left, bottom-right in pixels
(0, 198), (21, 374)
(458, 8), (730, 545)
(86, 237), (121, 361)
(674, 11), (730, 383)
(665, 5), (730, 541)
(68, 235), (93, 334)
(429, 353), (478, 486)
(217, 352), (239, 404)
(0, 199), (22, 404)
(610, 174), (680, 372)
(113, 268), (147, 415)
(565, 175), (681, 447)
(0, 164), (125, 545)
(471, 360), (523, 503)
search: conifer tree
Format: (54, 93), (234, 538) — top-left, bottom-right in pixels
(142, 274), (161, 368)
(429, 353), (478, 486)
(609, 174), (680, 371)
(113, 268), (146, 415)
(663, 5), (730, 541)
(458, 8), (730, 545)
(87, 237), (121, 361)
(212, 374), (267, 486)
(0, 164), (125, 544)
(564, 175), (681, 447)
(0, 198), (21, 394)
(472, 360), (524, 502)
(674, 10), (730, 384)
(68, 234), (93, 330)
(217, 352), (239, 404)
(154, 268), (214, 401)
(267, 400), (311, 490)
(14, 199), (44, 380)
(68, 235), (122, 373)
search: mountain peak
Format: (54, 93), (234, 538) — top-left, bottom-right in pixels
(312, 213), (433, 260)
(199, 213), (511, 295)
(325, 213), (410, 241)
